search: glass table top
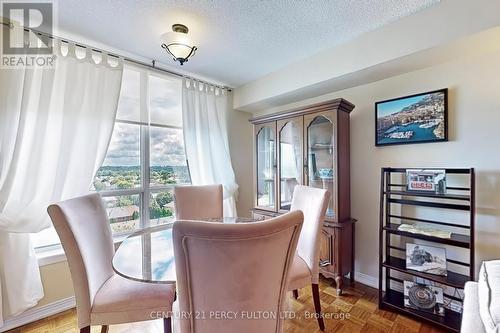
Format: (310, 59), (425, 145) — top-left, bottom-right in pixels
(112, 217), (261, 284)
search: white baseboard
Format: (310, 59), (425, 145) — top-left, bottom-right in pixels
(0, 296), (75, 332)
(353, 272), (407, 293)
(354, 271), (379, 289)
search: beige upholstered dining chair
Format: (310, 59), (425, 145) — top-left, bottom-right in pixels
(174, 184), (223, 220)
(47, 193), (176, 333)
(173, 211), (304, 333)
(287, 185), (330, 331)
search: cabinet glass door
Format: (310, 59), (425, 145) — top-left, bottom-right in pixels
(256, 125), (276, 209)
(278, 118), (302, 211)
(306, 115), (335, 218)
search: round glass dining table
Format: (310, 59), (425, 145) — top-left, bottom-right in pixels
(112, 217), (262, 284)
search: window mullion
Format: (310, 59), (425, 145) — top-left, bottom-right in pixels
(99, 188), (143, 197)
(140, 70), (150, 228)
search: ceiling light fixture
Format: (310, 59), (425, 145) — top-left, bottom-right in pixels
(160, 24), (197, 65)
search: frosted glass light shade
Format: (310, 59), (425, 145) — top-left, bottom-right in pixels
(160, 31), (197, 65)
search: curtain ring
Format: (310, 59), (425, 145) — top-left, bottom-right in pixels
(101, 53), (108, 66)
(85, 47), (93, 62)
(53, 39), (62, 56)
(68, 43), (76, 58)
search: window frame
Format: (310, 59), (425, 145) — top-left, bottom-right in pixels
(100, 67), (189, 236)
(35, 65), (189, 253)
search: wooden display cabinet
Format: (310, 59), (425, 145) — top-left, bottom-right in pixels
(249, 98), (356, 295)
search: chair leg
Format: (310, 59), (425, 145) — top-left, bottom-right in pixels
(312, 283), (325, 331)
(80, 327), (90, 333)
(164, 317), (172, 333)
(101, 325), (109, 333)
(293, 289), (299, 299)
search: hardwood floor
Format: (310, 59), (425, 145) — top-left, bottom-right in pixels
(7, 278), (445, 333)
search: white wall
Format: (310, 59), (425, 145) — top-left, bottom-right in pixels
(37, 262), (74, 307)
(226, 93), (254, 217)
(234, 0), (500, 111)
(252, 48), (500, 282)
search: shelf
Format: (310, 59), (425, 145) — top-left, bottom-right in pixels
(388, 198), (470, 211)
(389, 183), (471, 192)
(383, 167), (472, 175)
(389, 214), (470, 230)
(382, 289), (461, 332)
(385, 190), (470, 201)
(384, 223), (470, 248)
(383, 256), (470, 289)
(380, 167), (473, 333)
(310, 144), (332, 149)
(310, 146), (333, 151)
(323, 218), (357, 228)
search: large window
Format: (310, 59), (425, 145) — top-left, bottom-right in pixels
(32, 65), (190, 248)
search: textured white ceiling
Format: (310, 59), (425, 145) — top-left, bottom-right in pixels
(56, 0), (439, 87)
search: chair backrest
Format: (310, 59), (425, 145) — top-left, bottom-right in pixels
(290, 185), (330, 283)
(174, 184), (223, 220)
(47, 193), (114, 328)
(173, 211), (303, 333)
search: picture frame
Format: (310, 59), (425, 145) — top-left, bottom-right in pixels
(406, 169), (447, 193)
(406, 243), (447, 276)
(375, 89), (448, 146)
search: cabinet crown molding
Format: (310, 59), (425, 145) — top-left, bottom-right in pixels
(249, 98), (355, 125)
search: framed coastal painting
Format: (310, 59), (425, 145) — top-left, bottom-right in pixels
(375, 89), (448, 146)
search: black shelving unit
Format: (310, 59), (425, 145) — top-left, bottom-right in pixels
(378, 167), (475, 333)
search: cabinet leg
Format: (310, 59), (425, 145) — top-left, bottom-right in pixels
(334, 275), (343, 296)
(351, 222), (355, 284)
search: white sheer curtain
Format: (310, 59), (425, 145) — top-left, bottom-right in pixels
(0, 37), (123, 324)
(181, 79), (238, 216)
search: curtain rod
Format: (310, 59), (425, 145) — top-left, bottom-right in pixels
(0, 21), (232, 91)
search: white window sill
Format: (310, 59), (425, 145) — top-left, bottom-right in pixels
(36, 235), (128, 267)
(36, 246), (67, 266)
